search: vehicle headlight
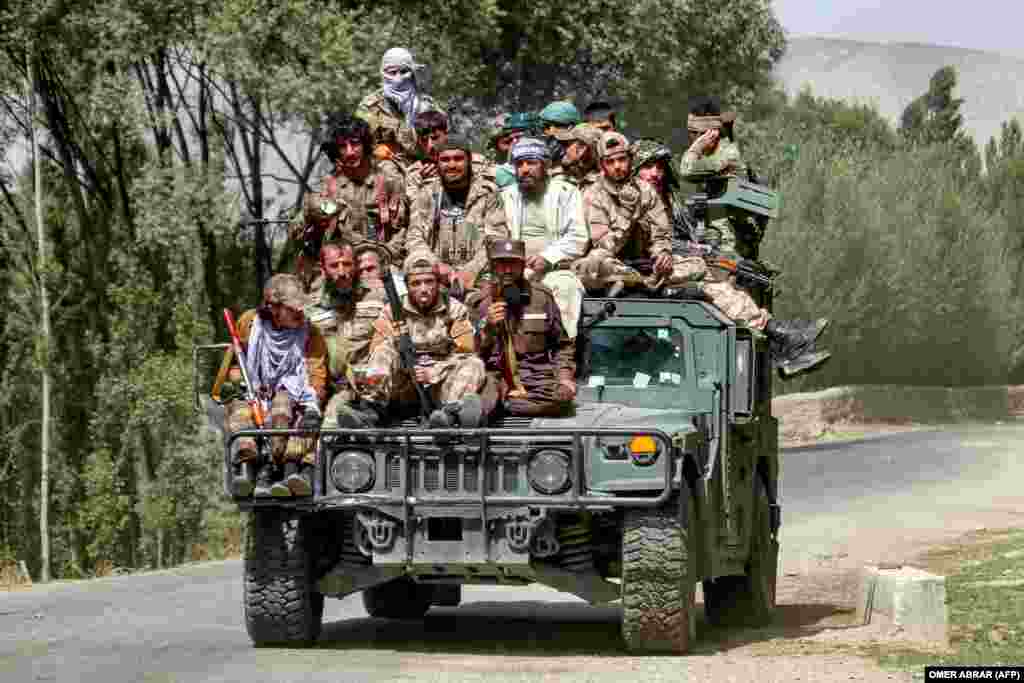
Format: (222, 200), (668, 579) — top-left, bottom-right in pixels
(330, 451), (375, 493)
(528, 450), (571, 494)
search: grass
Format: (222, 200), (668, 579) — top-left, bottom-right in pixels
(874, 528), (1024, 673)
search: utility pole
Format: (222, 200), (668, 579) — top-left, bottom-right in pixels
(29, 51), (52, 583)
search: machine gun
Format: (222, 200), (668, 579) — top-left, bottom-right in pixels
(382, 269), (438, 422)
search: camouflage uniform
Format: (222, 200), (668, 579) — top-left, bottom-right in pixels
(355, 89), (442, 170)
(305, 284), (388, 428)
(364, 275), (486, 409)
(406, 170), (504, 283)
(222, 309), (328, 466)
(405, 152), (494, 204)
(289, 166), (407, 292)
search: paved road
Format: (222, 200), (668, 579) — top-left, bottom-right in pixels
(3, 422), (1022, 682)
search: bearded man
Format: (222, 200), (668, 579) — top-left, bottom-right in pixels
(305, 240), (388, 429)
(288, 114), (406, 293)
(490, 136), (589, 340)
(219, 274), (327, 498)
(493, 112), (539, 188)
(356, 47), (442, 170)
(476, 240), (576, 417)
(553, 123), (603, 190)
(406, 134), (504, 294)
(405, 111), (493, 202)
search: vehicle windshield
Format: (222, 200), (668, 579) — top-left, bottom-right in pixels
(579, 325), (686, 406)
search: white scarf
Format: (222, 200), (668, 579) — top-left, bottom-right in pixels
(245, 315), (318, 410)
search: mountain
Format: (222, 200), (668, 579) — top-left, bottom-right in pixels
(774, 36), (1024, 146)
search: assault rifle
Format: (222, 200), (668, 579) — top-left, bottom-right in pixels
(676, 241), (774, 290)
(382, 269), (437, 422)
(222, 309), (265, 428)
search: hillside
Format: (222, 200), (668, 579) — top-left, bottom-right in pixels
(775, 36), (1024, 146)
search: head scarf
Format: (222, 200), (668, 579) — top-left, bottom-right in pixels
(245, 316), (318, 411)
(510, 137), (550, 163)
(381, 47), (422, 126)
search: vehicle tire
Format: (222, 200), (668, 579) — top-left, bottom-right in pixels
(244, 510), (324, 647)
(703, 479), (778, 626)
(431, 584), (462, 608)
(362, 577), (433, 619)
(620, 495), (696, 654)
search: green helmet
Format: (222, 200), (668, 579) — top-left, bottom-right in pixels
(630, 138), (678, 192)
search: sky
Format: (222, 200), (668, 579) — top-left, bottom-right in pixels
(773, 0), (1024, 59)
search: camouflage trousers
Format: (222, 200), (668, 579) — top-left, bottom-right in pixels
(366, 347), (487, 409)
(225, 394), (316, 466)
(574, 250), (769, 329)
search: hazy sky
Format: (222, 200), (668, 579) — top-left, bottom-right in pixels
(773, 0), (1024, 58)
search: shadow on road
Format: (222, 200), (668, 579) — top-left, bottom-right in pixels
(317, 600), (854, 655)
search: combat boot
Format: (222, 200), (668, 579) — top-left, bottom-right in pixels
(284, 461), (314, 497)
(336, 399), (386, 429)
(765, 318), (830, 360)
(777, 349), (833, 379)
(253, 462), (275, 497)
(231, 460), (257, 498)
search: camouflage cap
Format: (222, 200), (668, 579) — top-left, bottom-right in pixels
(353, 240), (392, 268)
(264, 273), (307, 312)
(687, 111), (736, 133)
(631, 138), (679, 190)
(597, 131), (630, 160)
(488, 239), (526, 262)
(553, 122), (604, 149)
(403, 250), (439, 278)
(539, 101), (581, 127)
(435, 133), (473, 155)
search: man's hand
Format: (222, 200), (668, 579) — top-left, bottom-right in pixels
(555, 379), (577, 402)
(525, 254), (548, 273)
(654, 251), (674, 275)
(689, 128), (720, 156)
(414, 366), (432, 384)
(487, 301), (507, 327)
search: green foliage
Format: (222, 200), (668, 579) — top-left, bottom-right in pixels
(79, 450), (135, 572)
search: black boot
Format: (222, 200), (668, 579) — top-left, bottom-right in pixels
(286, 462), (314, 497)
(777, 349), (833, 379)
(765, 318), (829, 353)
(270, 462), (293, 498)
(337, 399), (386, 429)
(231, 460), (257, 498)
(253, 462), (274, 497)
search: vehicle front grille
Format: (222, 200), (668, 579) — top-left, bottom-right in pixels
(385, 453), (524, 494)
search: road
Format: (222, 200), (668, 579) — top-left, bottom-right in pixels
(3, 422), (1023, 683)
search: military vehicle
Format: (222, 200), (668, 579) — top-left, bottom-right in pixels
(196, 286), (781, 653)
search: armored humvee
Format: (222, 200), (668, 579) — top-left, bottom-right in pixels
(197, 290), (780, 654)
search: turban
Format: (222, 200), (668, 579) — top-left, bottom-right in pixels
(510, 137), (550, 163)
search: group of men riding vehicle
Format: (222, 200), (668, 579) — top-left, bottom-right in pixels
(213, 47), (832, 500)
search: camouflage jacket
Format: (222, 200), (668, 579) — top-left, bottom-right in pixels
(583, 175), (671, 261)
(406, 173), (503, 279)
(564, 169), (600, 192)
(679, 138), (745, 179)
(355, 89), (442, 167)
(289, 164), (407, 264)
(305, 284), (387, 386)
(475, 280), (576, 381)
(370, 294), (476, 360)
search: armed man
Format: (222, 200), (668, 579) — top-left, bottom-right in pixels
(356, 47), (441, 170)
(574, 131), (679, 292)
(288, 114), (406, 293)
(304, 240), (389, 429)
(475, 239), (576, 417)
(538, 100), (582, 177)
(553, 123), (603, 191)
(406, 133), (504, 295)
(491, 136), (590, 340)
(218, 274), (327, 498)
(343, 251), (487, 429)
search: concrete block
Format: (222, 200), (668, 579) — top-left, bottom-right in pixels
(856, 564), (948, 645)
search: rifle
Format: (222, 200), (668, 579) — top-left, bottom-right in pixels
(494, 281), (528, 399)
(222, 309), (265, 428)
(674, 240), (774, 290)
(381, 269), (438, 421)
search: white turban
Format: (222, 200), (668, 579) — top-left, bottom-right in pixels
(380, 47), (423, 126)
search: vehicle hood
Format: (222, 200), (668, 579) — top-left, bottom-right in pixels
(532, 402), (699, 436)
